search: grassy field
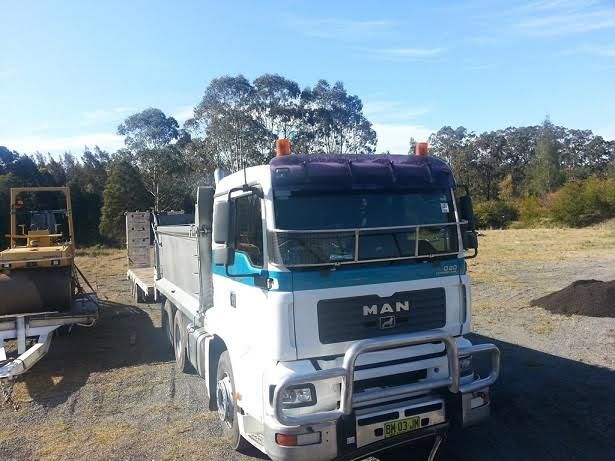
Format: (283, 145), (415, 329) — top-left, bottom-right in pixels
(0, 223), (614, 460)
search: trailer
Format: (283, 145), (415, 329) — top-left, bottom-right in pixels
(0, 295), (98, 379)
(125, 211), (195, 304)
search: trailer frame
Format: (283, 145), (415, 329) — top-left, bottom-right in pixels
(0, 295), (98, 379)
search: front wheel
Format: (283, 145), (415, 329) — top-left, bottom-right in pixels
(216, 351), (251, 452)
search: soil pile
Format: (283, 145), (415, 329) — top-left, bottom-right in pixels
(531, 279), (615, 317)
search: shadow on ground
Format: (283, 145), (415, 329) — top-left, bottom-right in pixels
(444, 333), (615, 461)
(380, 334), (615, 461)
(19, 300), (173, 407)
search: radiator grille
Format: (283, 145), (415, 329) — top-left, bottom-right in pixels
(317, 288), (446, 344)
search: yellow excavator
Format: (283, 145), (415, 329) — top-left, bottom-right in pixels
(0, 187), (98, 378)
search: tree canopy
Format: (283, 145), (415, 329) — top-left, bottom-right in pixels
(2, 74), (615, 246)
(429, 117), (615, 202)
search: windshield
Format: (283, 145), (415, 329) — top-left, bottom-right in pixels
(270, 189), (460, 267)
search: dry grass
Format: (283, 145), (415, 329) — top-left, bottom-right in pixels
(472, 219), (615, 263)
(469, 219), (615, 287)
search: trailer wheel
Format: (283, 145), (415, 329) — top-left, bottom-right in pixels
(173, 311), (190, 372)
(216, 351), (251, 452)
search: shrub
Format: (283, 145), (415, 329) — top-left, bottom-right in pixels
(474, 200), (518, 229)
(518, 196), (546, 226)
(550, 177), (615, 227)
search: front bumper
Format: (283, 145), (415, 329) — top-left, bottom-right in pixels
(265, 329), (500, 461)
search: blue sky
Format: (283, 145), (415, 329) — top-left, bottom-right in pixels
(1, 0), (615, 156)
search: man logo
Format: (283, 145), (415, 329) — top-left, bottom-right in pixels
(363, 300), (410, 316)
(379, 316), (396, 329)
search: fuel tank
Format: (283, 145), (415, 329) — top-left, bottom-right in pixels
(0, 267), (72, 315)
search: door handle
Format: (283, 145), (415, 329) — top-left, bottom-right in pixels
(230, 291), (236, 308)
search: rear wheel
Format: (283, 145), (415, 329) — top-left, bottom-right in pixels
(161, 301), (174, 351)
(133, 284), (144, 303)
(173, 310), (190, 372)
(216, 351), (251, 452)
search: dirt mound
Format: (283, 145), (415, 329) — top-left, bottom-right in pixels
(531, 279), (615, 317)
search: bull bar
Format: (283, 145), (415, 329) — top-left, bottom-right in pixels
(272, 329), (500, 426)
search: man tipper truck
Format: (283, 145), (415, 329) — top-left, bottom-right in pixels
(146, 145), (500, 460)
(0, 187), (98, 379)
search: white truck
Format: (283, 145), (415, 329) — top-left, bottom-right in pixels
(146, 149), (500, 460)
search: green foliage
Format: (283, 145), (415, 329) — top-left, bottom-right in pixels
(429, 118), (614, 204)
(191, 75), (275, 171)
(517, 196), (547, 226)
(474, 200), (518, 229)
(408, 137), (417, 155)
(550, 177), (615, 227)
(117, 108), (180, 151)
(187, 74), (376, 172)
(497, 174), (514, 202)
(99, 159), (151, 244)
(528, 118), (565, 195)
(117, 109), (186, 212)
(299, 80), (377, 155)
(0, 147), (110, 248)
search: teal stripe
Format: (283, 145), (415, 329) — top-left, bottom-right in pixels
(213, 250), (464, 291)
(212, 252), (266, 286)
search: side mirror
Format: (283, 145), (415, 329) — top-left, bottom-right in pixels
(213, 200), (232, 244)
(214, 246), (235, 266)
(463, 230), (478, 258)
(458, 195), (475, 230)
(463, 230), (478, 250)
(213, 199), (236, 266)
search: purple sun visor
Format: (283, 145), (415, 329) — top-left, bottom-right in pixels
(270, 154), (456, 192)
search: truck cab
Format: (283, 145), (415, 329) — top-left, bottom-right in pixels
(153, 152), (499, 461)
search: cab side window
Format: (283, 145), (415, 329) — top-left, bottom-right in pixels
(234, 194), (264, 267)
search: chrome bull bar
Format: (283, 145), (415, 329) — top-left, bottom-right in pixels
(272, 329), (500, 426)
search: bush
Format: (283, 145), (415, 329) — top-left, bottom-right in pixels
(474, 200), (518, 229)
(549, 177), (615, 227)
(517, 196), (546, 226)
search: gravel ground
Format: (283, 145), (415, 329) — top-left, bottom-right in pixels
(0, 224), (614, 460)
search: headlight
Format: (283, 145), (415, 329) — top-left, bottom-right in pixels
(280, 384), (316, 408)
(459, 355), (473, 374)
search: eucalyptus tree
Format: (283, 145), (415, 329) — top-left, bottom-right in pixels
(118, 108), (184, 211)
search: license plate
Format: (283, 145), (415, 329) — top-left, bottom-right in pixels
(384, 416), (421, 438)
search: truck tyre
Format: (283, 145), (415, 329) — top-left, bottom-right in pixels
(161, 301), (173, 351)
(216, 351), (251, 452)
(133, 284), (144, 303)
(173, 310), (190, 372)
